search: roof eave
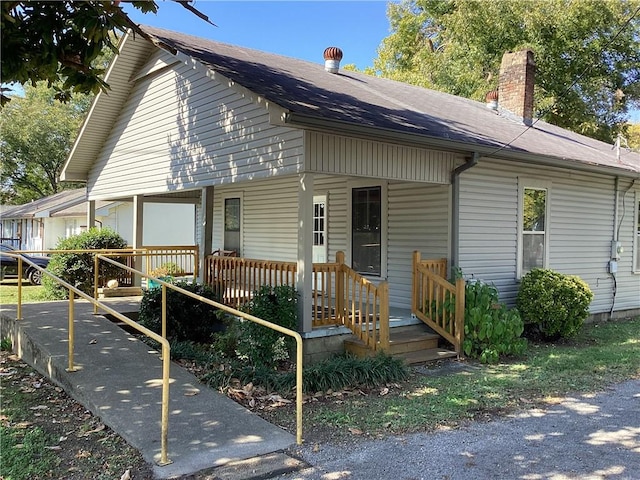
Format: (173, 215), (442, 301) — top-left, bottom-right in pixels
(284, 112), (640, 179)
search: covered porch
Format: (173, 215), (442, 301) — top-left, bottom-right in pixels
(204, 250), (465, 364)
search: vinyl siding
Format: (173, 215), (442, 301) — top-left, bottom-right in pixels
(212, 176), (299, 261)
(458, 163), (519, 300)
(315, 177), (451, 308)
(613, 183), (640, 311)
(388, 182), (451, 307)
(87, 51), (304, 200)
(307, 132), (456, 184)
(315, 175), (348, 263)
(458, 159), (640, 314)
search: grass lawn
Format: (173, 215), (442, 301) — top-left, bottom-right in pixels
(262, 317), (640, 441)
(0, 280), (45, 304)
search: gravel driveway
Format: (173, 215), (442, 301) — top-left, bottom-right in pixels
(278, 379), (640, 480)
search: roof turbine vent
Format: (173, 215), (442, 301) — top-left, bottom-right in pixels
(323, 47), (343, 73)
(485, 90), (499, 110)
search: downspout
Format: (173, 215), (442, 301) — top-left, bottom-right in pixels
(451, 152), (480, 270)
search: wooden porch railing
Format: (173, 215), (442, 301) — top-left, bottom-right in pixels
(204, 255), (297, 308)
(142, 245), (199, 278)
(411, 251), (465, 355)
(204, 251), (391, 352)
(335, 252), (390, 352)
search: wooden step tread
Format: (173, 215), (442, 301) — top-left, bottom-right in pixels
(389, 330), (440, 344)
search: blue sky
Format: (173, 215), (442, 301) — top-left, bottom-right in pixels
(124, 1), (393, 72)
(125, 0), (640, 123)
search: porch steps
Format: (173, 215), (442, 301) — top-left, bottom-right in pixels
(344, 324), (457, 365)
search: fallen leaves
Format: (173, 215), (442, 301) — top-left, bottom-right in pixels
(1, 350), (153, 479)
(226, 382), (294, 410)
(81, 423), (106, 436)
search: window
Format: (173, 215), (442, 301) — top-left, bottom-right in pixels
(518, 181), (549, 278)
(224, 197), (241, 254)
(352, 186), (381, 276)
(313, 200), (325, 247)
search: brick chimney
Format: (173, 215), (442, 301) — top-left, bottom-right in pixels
(498, 49), (535, 125)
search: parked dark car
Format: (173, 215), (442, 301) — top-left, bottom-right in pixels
(0, 244), (50, 285)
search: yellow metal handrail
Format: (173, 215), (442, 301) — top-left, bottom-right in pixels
(96, 255), (304, 446)
(7, 253), (173, 466)
(9, 247), (198, 287)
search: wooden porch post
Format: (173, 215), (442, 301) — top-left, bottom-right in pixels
(335, 251), (345, 322)
(412, 251), (420, 314)
(86, 200), (96, 230)
(379, 282), (390, 351)
(199, 186), (214, 283)
(296, 173), (314, 333)
(132, 195), (144, 287)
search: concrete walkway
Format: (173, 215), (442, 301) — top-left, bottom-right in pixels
(0, 298), (296, 479)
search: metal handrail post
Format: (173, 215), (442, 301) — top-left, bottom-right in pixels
(158, 340), (171, 466)
(17, 257), (23, 320)
(94, 255), (100, 314)
(295, 335), (303, 445)
(67, 291), (77, 372)
(162, 285), (167, 340)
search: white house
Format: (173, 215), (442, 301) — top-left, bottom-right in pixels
(1, 188), (196, 250)
(60, 27), (640, 360)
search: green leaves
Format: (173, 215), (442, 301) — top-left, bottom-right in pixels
(0, 83), (89, 204)
(42, 228), (128, 299)
(517, 268), (594, 340)
(374, 0), (640, 142)
(461, 279), (527, 363)
(1, 1), (212, 106)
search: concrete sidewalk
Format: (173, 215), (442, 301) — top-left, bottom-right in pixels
(0, 298), (296, 479)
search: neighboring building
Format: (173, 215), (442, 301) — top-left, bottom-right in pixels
(1, 189), (92, 250)
(60, 27), (640, 358)
(0, 188), (196, 250)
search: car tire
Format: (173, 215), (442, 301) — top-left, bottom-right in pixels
(27, 268), (43, 286)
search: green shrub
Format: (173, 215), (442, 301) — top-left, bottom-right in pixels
(42, 228), (127, 299)
(138, 281), (225, 342)
(150, 262), (185, 278)
(463, 279), (527, 363)
(237, 285), (299, 367)
(198, 351), (409, 394)
(517, 268), (593, 340)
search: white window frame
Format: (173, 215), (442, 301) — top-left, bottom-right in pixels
(313, 194), (328, 262)
(517, 178), (551, 279)
(222, 192), (243, 256)
(634, 190), (640, 274)
(347, 180), (388, 279)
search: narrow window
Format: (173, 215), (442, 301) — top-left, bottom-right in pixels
(521, 187), (547, 275)
(313, 201), (325, 247)
(224, 197), (241, 254)
(352, 186), (381, 276)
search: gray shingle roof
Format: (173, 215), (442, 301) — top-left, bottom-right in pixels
(140, 26), (639, 176)
(0, 189), (87, 219)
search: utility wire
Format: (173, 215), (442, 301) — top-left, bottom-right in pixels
(483, 3), (640, 159)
